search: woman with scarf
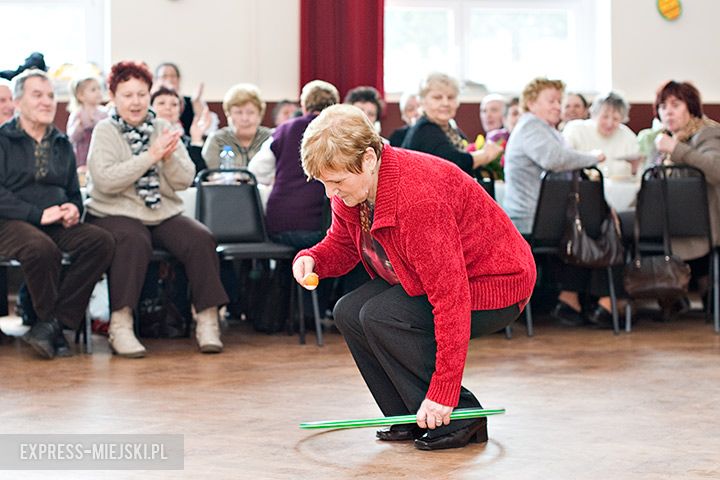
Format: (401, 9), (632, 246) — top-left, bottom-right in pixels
(654, 80), (720, 309)
(86, 61), (228, 358)
(401, 72), (503, 175)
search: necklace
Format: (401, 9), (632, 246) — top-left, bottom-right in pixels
(359, 201), (372, 233)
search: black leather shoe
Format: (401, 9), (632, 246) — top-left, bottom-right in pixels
(659, 296), (690, 321)
(22, 318), (61, 359)
(551, 301), (586, 327)
(587, 305), (614, 329)
(414, 418), (488, 451)
(376, 425), (426, 441)
(53, 330), (73, 357)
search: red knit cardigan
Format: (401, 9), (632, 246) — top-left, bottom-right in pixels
(296, 146), (536, 406)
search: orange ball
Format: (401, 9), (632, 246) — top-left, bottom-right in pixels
(302, 272), (319, 290)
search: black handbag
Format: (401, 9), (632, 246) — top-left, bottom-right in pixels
(560, 171), (624, 268)
(623, 167), (691, 299)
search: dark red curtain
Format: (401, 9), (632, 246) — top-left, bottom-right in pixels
(300, 0), (384, 99)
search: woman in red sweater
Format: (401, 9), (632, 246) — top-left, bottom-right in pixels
(293, 105), (536, 451)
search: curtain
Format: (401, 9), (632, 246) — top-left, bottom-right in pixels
(300, 0), (384, 99)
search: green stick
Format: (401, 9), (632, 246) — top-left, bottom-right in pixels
(300, 407), (505, 430)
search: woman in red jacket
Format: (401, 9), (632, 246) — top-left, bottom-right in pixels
(293, 105), (536, 451)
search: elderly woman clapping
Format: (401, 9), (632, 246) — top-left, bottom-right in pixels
(402, 72), (502, 175)
(86, 61), (228, 357)
(293, 105), (535, 450)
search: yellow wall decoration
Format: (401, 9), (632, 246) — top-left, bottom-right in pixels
(657, 0), (682, 21)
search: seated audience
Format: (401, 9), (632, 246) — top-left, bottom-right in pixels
(154, 62), (209, 136)
(272, 100), (299, 127)
(563, 91), (641, 178)
(654, 80), (720, 311)
(344, 86), (384, 133)
(560, 92), (590, 129)
(262, 80), (340, 247)
(480, 93), (506, 133)
(86, 61), (228, 358)
(202, 83), (271, 169)
(0, 69), (113, 359)
(388, 90), (420, 147)
(402, 72), (502, 175)
(0, 79), (14, 124)
(503, 77), (609, 327)
(66, 74), (108, 175)
(151, 86), (210, 175)
(504, 97), (520, 133)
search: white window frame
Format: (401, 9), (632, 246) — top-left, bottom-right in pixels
(0, 0), (107, 75)
(385, 0), (610, 99)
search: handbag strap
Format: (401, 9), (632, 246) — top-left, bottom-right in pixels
(633, 166), (673, 260)
(567, 168), (609, 228)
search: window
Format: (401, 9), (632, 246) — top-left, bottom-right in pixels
(0, 0), (107, 92)
(385, 0), (610, 96)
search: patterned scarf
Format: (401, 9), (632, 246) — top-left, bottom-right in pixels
(110, 108), (161, 209)
(673, 115), (720, 143)
(440, 120), (468, 151)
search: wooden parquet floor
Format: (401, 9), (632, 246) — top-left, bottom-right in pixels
(0, 314), (719, 480)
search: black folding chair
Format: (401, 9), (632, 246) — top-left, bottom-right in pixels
(625, 165), (718, 332)
(525, 167), (622, 334)
(195, 168), (324, 345)
(473, 166), (496, 200)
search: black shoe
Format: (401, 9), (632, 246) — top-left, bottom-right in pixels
(22, 318), (61, 359)
(587, 305), (614, 329)
(53, 330), (73, 357)
(659, 296), (690, 321)
(376, 424), (426, 442)
(551, 301), (586, 327)
(414, 418), (488, 451)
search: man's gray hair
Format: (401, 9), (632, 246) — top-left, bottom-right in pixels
(11, 69), (51, 100)
(590, 91), (630, 123)
(0, 78), (11, 92)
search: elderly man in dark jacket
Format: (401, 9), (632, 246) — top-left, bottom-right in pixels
(0, 69), (114, 359)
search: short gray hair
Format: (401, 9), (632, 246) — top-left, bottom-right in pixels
(0, 78), (11, 92)
(11, 69), (51, 100)
(419, 72), (460, 99)
(590, 91), (630, 123)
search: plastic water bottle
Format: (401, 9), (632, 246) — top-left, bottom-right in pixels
(219, 146), (236, 170)
(218, 146), (236, 183)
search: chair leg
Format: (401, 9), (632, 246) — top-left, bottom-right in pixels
(625, 302), (633, 332)
(504, 324), (513, 339)
(524, 301), (534, 337)
(713, 250), (719, 333)
(296, 284), (306, 345)
(286, 280), (295, 336)
(310, 290), (323, 347)
(607, 266), (619, 335)
(84, 307), (93, 354)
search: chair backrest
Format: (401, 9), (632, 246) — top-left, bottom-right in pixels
(473, 166), (495, 199)
(531, 167), (606, 246)
(636, 165), (712, 239)
(195, 168), (267, 243)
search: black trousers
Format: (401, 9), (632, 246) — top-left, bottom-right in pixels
(0, 220), (114, 328)
(333, 277), (521, 436)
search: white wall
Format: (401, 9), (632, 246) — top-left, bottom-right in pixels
(109, 0), (300, 101)
(107, 0), (720, 103)
(611, 0), (720, 102)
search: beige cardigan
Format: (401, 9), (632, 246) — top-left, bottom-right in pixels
(86, 117), (196, 225)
